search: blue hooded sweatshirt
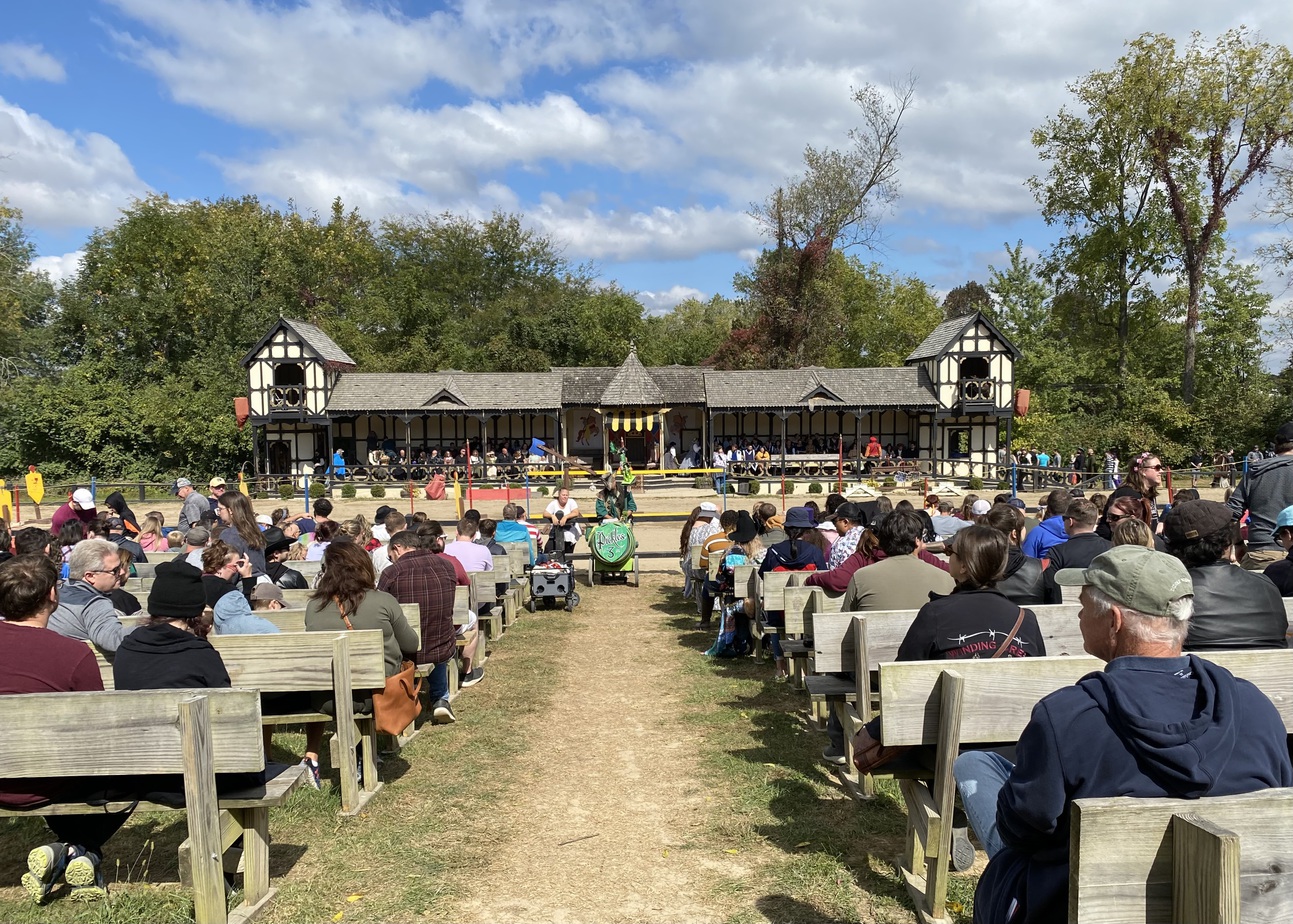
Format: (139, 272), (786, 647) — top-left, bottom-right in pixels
(212, 592), (280, 636)
(974, 655), (1292, 923)
(1020, 515), (1067, 561)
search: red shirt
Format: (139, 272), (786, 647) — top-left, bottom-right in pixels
(0, 620), (104, 807)
(435, 551), (470, 586)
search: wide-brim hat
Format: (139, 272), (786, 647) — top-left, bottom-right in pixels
(785, 506), (816, 529)
(262, 526), (294, 555)
(731, 510), (758, 544)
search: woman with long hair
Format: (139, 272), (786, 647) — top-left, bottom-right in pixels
(983, 503), (1044, 605)
(299, 542), (418, 785)
(680, 505), (702, 597)
(136, 515), (166, 554)
(1098, 451), (1164, 538)
(216, 491), (267, 575)
(306, 520), (337, 561)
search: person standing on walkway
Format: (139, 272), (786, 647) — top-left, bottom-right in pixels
(1227, 421), (1293, 571)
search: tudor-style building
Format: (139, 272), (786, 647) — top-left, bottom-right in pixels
(241, 312), (1020, 483)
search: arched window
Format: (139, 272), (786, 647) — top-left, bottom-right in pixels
(959, 357), (993, 403)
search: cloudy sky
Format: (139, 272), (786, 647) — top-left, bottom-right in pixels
(2, 0), (1290, 315)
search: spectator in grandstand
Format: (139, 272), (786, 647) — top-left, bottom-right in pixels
(983, 503), (1044, 605)
(50, 488), (98, 534)
(1042, 498), (1111, 603)
(215, 492), (268, 576)
(1021, 489), (1071, 560)
(1098, 452), (1162, 537)
(48, 538), (125, 653)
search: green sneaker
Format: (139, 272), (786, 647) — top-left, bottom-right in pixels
(66, 851), (107, 902)
(21, 843), (68, 904)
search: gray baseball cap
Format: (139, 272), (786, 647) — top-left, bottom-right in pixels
(1054, 545), (1193, 618)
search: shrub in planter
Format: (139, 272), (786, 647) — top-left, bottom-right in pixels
(883, 477), (897, 488)
(996, 480), (1010, 491)
(509, 482), (523, 490)
(370, 485), (386, 499)
(253, 491), (269, 500)
(808, 482), (824, 494)
(968, 476), (984, 491)
(277, 483), (294, 500)
(340, 483), (357, 499)
(784, 481), (796, 495)
(538, 486), (550, 496)
(693, 475), (708, 490)
(725, 482), (738, 494)
(309, 481), (326, 499)
(748, 479), (761, 495)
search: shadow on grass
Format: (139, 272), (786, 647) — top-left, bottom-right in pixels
(754, 893), (857, 924)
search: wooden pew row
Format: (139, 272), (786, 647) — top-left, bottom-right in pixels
(859, 650), (1293, 924)
(0, 689), (305, 924)
(94, 631), (387, 816)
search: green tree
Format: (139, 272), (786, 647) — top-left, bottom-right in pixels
(639, 295), (748, 366)
(833, 258), (943, 367)
(1112, 29), (1293, 403)
(0, 201), (56, 374)
(940, 281), (992, 320)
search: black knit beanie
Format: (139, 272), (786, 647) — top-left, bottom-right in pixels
(148, 561), (208, 619)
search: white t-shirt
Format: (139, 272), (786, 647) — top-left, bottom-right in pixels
(545, 498), (581, 544)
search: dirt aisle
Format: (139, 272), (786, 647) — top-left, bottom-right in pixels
(456, 574), (724, 924)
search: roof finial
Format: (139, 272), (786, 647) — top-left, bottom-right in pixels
(628, 339), (637, 358)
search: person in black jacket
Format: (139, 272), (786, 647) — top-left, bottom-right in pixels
(1161, 500), (1287, 650)
(1042, 499), (1112, 603)
(983, 504), (1044, 605)
(263, 528), (308, 589)
(114, 561), (230, 690)
(897, 525), (1047, 662)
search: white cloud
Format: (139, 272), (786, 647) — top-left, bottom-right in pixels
(0, 97), (147, 228)
(0, 42), (66, 83)
(636, 285), (707, 315)
(31, 250), (84, 283)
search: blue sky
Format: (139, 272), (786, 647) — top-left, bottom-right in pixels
(2, 0), (1290, 318)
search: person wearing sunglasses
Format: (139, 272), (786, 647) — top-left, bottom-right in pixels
(46, 538), (126, 653)
(1097, 451), (1164, 539)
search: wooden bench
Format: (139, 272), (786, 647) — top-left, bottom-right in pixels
(468, 570), (505, 640)
(492, 554), (520, 627)
(1070, 786), (1293, 923)
(130, 559), (323, 581)
(123, 602), (429, 647)
(862, 651), (1293, 924)
(94, 631), (387, 816)
(499, 542), (532, 608)
(0, 689), (305, 924)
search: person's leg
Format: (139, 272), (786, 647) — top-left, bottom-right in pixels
(426, 659), (450, 704)
(45, 814), (129, 858)
(698, 584), (716, 627)
(953, 750), (1015, 859)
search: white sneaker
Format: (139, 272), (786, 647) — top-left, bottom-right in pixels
(432, 699), (456, 724)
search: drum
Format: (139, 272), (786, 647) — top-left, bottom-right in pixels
(588, 520), (637, 569)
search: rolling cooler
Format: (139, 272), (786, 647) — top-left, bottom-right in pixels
(527, 560), (579, 611)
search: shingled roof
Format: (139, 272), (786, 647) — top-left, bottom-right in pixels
(598, 346), (665, 406)
(241, 317), (357, 368)
(326, 372), (563, 414)
(701, 366), (936, 410)
(905, 314), (974, 363)
(552, 359), (705, 405)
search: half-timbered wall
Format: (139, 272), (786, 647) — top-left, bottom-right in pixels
(934, 415), (1001, 480)
(261, 423), (327, 483)
(247, 328), (331, 418)
(930, 320), (1014, 412)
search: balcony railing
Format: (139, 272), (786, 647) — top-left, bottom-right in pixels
(269, 386), (305, 409)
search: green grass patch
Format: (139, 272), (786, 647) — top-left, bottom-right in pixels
(657, 586), (976, 923)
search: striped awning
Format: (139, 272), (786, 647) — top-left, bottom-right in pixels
(603, 409), (662, 432)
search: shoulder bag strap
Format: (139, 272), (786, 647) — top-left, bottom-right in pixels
(991, 607), (1028, 659)
(333, 596), (355, 631)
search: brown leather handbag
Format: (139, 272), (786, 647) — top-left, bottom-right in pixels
(853, 608), (1028, 774)
(338, 598), (423, 735)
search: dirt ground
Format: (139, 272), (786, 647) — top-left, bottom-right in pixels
(455, 574), (725, 923)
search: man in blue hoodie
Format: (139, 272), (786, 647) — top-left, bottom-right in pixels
(956, 546), (1292, 924)
(1020, 488), (1070, 561)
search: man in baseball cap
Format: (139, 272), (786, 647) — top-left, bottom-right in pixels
(958, 544), (1292, 923)
(174, 478), (208, 533)
(50, 488), (97, 533)
(207, 477), (227, 514)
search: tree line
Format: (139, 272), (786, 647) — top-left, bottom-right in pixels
(2, 28), (1292, 480)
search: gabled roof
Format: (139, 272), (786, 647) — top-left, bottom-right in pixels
(904, 311), (1022, 363)
(599, 346), (665, 406)
(552, 361), (705, 405)
(702, 366), (936, 410)
(241, 317), (357, 368)
(327, 372), (563, 414)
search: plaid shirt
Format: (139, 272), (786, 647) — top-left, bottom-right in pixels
(377, 549), (458, 665)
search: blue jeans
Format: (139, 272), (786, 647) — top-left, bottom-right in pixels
(425, 660), (450, 705)
(953, 750), (1014, 859)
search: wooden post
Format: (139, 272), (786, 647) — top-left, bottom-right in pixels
(1172, 814), (1240, 924)
(332, 635), (361, 815)
(924, 669), (965, 921)
(178, 695), (228, 924)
